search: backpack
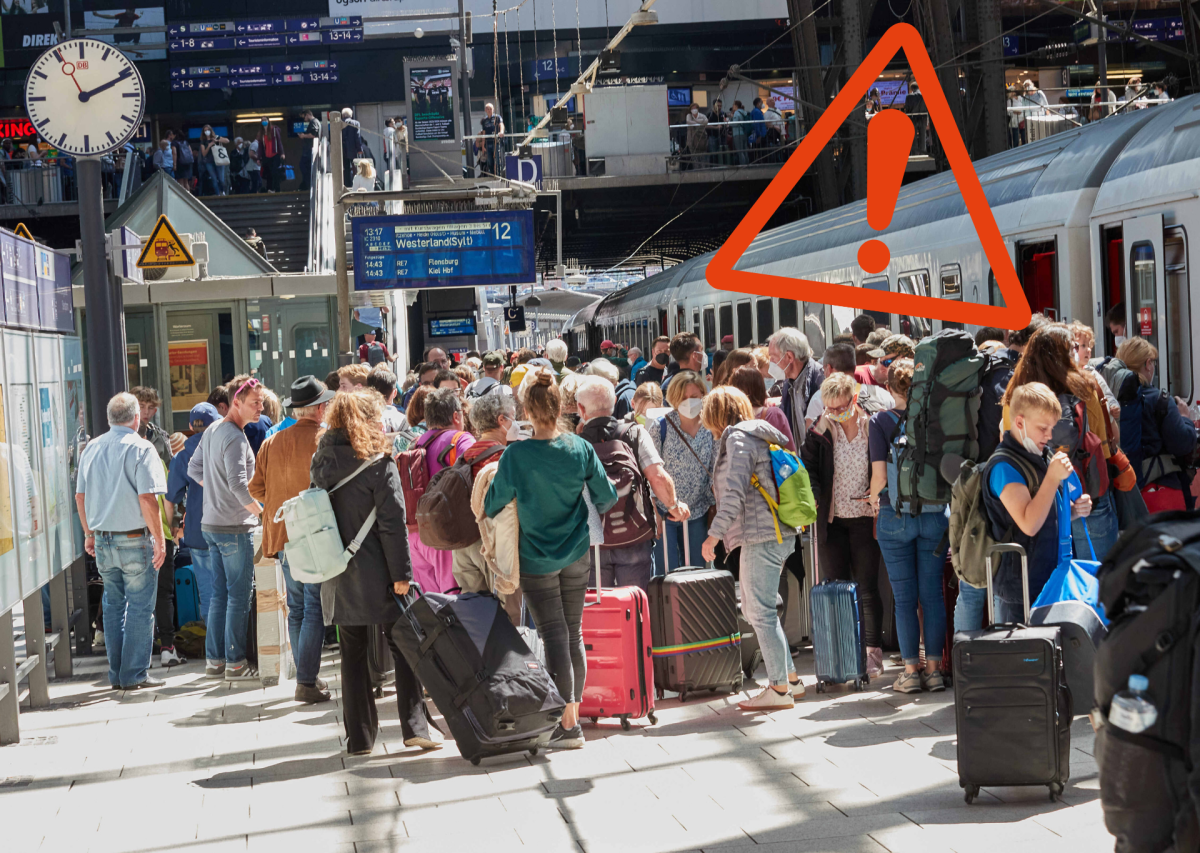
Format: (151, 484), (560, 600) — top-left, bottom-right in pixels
(591, 422), (656, 550)
(1053, 392), (1110, 499)
(884, 413), (943, 515)
(751, 444), (817, 542)
(977, 348), (1018, 461)
(415, 444), (504, 550)
(364, 342), (386, 367)
(895, 330), (988, 509)
(947, 447), (1041, 587)
(1092, 510), (1200, 851)
(273, 453), (384, 583)
(397, 430), (466, 534)
(174, 140), (194, 165)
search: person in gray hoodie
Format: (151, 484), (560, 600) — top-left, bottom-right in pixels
(700, 386), (804, 712)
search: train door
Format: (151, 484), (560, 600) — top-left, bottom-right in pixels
(658, 307), (668, 338)
(1164, 226), (1192, 401)
(736, 299), (753, 347)
(1016, 238), (1058, 318)
(1100, 226), (1124, 353)
(701, 306), (714, 349)
(1123, 214), (1166, 386)
(938, 265), (964, 331)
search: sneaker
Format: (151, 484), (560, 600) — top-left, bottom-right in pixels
(738, 686), (795, 712)
(404, 731), (444, 750)
(160, 647), (186, 668)
(921, 670), (947, 693)
(546, 724), (585, 749)
(789, 678), (806, 698)
(867, 646), (885, 678)
(294, 683), (331, 704)
(205, 660), (226, 677)
(123, 676), (165, 690)
(224, 661), (259, 681)
(893, 671), (923, 694)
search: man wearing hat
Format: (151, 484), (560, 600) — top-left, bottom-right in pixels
(248, 377), (337, 704)
(358, 328), (396, 367)
(466, 351), (513, 399)
(166, 403), (221, 633)
(720, 334), (735, 353)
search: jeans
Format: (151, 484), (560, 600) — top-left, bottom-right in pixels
(201, 161), (222, 195)
(877, 508), (947, 665)
(279, 551), (324, 686)
(1074, 490), (1117, 562)
(954, 581), (988, 633)
(189, 547), (215, 624)
(740, 538), (796, 687)
(733, 134), (749, 166)
(521, 553), (590, 703)
(202, 531), (255, 665)
(590, 540), (654, 591)
(95, 532), (157, 688)
(657, 517), (708, 576)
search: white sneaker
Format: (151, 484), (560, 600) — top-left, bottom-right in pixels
(404, 730), (444, 750)
(738, 686), (795, 712)
(789, 679), (806, 698)
(160, 647), (186, 667)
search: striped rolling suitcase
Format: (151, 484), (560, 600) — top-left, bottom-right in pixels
(809, 533), (869, 692)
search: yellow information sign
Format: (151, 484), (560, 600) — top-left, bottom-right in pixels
(12, 223), (32, 241)
(136, 215), (195, 269)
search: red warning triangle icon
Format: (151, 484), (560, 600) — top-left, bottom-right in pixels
(706, 23), (1031, 330)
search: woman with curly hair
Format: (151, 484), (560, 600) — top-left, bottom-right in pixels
(310, 388), (439, 755)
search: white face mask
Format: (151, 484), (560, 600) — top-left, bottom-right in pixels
(691, 108), (698, 116)
(1114, 335), (1127, 348)
(1015, 422), (1042, 456)
(677, 398), (704, 420)
(505, 418), (533, 442)
(767, 359), (787, 382)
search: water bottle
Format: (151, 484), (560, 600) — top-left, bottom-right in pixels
(1108, 674), (1158, 734)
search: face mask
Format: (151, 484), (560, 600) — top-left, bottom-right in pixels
(677, 398), (704, 419)
(691, 109), (698, 116)
(1114, 335), (1127, 348)
(826, 405), (855, 424)
(505, 419), (533, 442)
(767, 359), (787, 382)
(1015, 423), (1042, 456)
(654, 352), (669, 366)
(698, 351), (709, 373)
(261, 120), (268, 127)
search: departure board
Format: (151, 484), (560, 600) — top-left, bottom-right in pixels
(352, 211), (536, 290)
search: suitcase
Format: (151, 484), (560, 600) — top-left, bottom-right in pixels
(648, 521), (743, 702)
(810, 531), (869, 692)
(942, 556), (958, 685)
(780, 561), (805, 647)
(175, 565), (201, 627)
(953, 543), (1071, 803)
(391, 586), (565, 765)
(1029, 599), (1104, 713)
(366, 624), (394, 698)
(581, 546), (657, 729)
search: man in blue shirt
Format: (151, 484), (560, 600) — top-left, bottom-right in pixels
(750, 98), (767, 146)
(166, 403), (219, 623)
(75, 393), (168, 691)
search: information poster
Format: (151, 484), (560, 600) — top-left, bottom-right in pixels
(1, 231), (39, 328)
(409, 65), (455, 141)
(169, 339), (210, 411)
(11, 383), (39, 542)
(0, 384), (14, 558)
(35, 246), (73, 334)
(82, 4), (168, 61)
(38, 386), (60, 527)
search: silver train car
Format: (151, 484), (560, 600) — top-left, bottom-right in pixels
(566, 94), (1200, 401)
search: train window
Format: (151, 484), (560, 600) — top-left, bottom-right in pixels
(778, 300), (798, 330)
(804, 302), (827, 358)
(703, 307), (716, 349)
(692, 308), (700, 340)
(1131, 241), (1160, 373)
(940, 265), (964, 331)
(756, 298), (774, 342)
(988, 270), (1005, 307)
(861, 277), (890, 327)
(832, 304), (855, 340)
(897, 272), (933, 339)
(1165, 228), (1191, 400)
(1017, 239), (1058, 318)
(736, 301), (753, 347)
(719, 304), (733, 345)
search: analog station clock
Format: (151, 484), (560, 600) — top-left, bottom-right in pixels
(23, 37), (146, 157)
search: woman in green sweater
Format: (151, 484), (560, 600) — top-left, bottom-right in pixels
(485, 367), (617, 749)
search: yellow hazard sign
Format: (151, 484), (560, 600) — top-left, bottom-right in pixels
(12, 223), (32, 241)
(136, 215), (195, 269)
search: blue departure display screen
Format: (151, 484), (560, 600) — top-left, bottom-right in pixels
(429, 317), (478, 337)
(352, 211), (536, 290)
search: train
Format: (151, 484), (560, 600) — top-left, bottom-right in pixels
(565, 94), (1200, 402)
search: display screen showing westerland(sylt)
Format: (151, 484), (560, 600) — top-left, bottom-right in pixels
(409, 65), (455, 142)
(352, 211), (535, 290)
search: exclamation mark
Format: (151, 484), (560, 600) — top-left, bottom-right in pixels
(857, 109), (916, 274)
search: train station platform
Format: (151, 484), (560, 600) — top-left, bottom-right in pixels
(5, 644), (1110, 853)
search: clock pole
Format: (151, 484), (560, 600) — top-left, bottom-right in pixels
(77, 155), (127, 438)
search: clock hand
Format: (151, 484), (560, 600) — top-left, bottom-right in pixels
(79, 69), (132, 102)
(59, 60), (83, 93)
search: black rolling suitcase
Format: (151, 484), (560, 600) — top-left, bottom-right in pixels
(391, 586), (565, 765)
(953, 543), (1071, 803)
(649, 520), (743, 701)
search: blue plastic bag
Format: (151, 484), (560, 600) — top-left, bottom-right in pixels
(1032, 477), (1108, 623)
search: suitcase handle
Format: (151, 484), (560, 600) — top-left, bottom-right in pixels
(659, 515), (694, 574)
(985, 543), (1030, 626)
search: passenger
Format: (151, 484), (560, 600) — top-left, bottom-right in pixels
(506, 347), (537, 388)
(802, 372), (884, 678)
(982, 382), (1091, 625)
(405, 388), (475, 593)
(338, 363), (370, 392)
(721, 334), (735, 353)
(868, 358), (946, 693)
(130, 385), (171, 464)
(804, 343), (895, 430)
(400, 362), (438, 408)
(466, 351), (513, 400)
(546, 338), (574, 383)
(728, 366), (794, 451)
(662, 332), (706, 393)
(637, 336), (671, 386)
(767, 327), (823, 442)
(243, 388), (278, 454)
(978, 323), (1024, 461)
(627, 382), (663, 426)
(577, 376), (687, 588)
(310, 389), (440, 754)
(700, 386), (803, 710)
(1115, 337), (1198, 512)
(711, 349), (729, 382)
(484, 367), (619, 749)
(165, 403), (220, 624)
(207, 385), (230, 418)
(1002, 323), (1135, 562)
(975, 326), (1008, 349)
(1106, 302), (1128, 345)
(713, 347), (755, 387)
(557, 372), (583, 431)
(850, 313), (876, 347)
(649, 370), (714, 572)
(366, 365), (406, 434)
(865, 328), (890, 348)
(587, 358), (636, 420)
(187, 374), (264, 681)
(394, 385), (431, 454)
(1068, 321), (1119, 422)
(248, 376), (335, 704)
(425, 346), (451, 370)
(627, 346), (646, 382)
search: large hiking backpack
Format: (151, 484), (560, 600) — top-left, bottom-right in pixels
(591, 423), (656, 550)
(397, 430), (466, 534)
(1052, 392), (1110, 499)
(895, 330), (987, 508)
(415, 444), (504, 550)
(947, 448), (1040, 587)
(1093, 510), (1200, 852)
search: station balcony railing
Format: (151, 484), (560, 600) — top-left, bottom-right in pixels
(1006, 96), (1173, 147)
(0, 154), (133, 210)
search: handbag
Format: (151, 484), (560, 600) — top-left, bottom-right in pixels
(212, 144), (230, 166)
(1033, 519), (1107, 624)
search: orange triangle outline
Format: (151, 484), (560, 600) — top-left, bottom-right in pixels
(706, 23), (1031, 330)
(135, 214), (196, 268)
(13, 223), (33, 242)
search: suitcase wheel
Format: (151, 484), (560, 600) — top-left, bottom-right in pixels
(655, 688), (664, 701)
(647, 711), (657, 725)
(471, 757), (481, 766)
(963, 785), (980, 805)
(529, 747), (539, 757)
(815, 681), (826, 694)
(1049, 782), (1063, 801)
(744, 650), (763, 679)
(679, 689), (689, 703)
(620, 716), (631, 731)
(374, 687), (384, 698)
(589, 717), (598, 725)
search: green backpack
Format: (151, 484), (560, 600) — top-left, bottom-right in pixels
(751, 444), (817, 542)
(895, 330), (988, 510)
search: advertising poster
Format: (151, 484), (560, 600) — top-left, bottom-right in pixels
(169, 339), (209, 411)
(1, 230), (39, 328)
(0, 384), (15, 557)
(38, 385), (60, 526)
(409, 66), (455, 141)
(0, 0), (59, 69)
(82, 3), (166, 61)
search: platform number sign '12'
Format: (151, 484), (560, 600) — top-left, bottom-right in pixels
(24, 38), (146, 157)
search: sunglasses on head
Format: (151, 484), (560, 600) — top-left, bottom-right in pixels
(232, 378), (260, 399)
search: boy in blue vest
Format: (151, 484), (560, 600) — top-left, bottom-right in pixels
(977, 382), (1092, 625)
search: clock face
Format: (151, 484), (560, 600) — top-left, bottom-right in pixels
(24, 38), (145, 157)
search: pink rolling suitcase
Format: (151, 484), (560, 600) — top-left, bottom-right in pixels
(580, 546), (658, 729)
